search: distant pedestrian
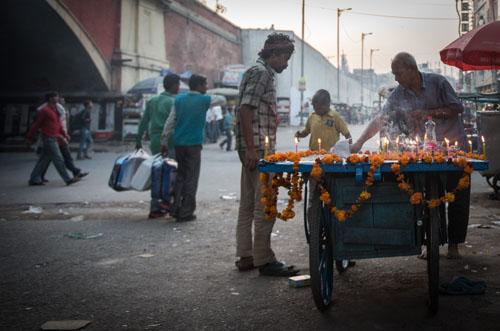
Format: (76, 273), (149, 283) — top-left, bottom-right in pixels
(37, 98), (89, 182)
(161, 74), (224, 222)
(235, 33), (298, 276)
(77, 100), (93, 160)
(219, 107), (233, 151)
(26, 92), (80, 186)
(136, 74), (180, 218)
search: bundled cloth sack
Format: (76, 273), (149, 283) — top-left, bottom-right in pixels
(151, 157), (177, 209)
(109, 149), (150, 191)
(130, 154), (162, 191)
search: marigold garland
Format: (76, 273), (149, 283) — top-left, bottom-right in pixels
(261, 149), (480, 221)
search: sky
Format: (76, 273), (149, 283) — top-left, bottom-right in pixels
(205, 0), (462, 76)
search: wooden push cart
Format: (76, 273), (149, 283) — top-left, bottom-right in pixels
(259, 159), (488, 313)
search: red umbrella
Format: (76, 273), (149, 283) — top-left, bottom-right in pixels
(440, 20), (500, 71)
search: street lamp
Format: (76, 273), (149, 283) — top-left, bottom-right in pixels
(369, 48), (379, 109)
(360, 32), (373, 107)
(300, 0), (305, 125)
(337, 7), (352, 102)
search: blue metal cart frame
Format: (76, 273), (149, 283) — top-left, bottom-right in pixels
(259, 159), (488, 313)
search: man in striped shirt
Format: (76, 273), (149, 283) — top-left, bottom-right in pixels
(235, 33), (298, 276)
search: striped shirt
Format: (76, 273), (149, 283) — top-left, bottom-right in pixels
(235, 58), (277, 153)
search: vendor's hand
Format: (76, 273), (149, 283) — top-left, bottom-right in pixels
(160, 145), (168, 157)
(244, 148), (259, 171)
(294, 131), (301, 138)
(350, 141), (363, 153)
(135, 143), (142, 150)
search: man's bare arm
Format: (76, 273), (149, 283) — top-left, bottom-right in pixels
(351, 115), (385, 152)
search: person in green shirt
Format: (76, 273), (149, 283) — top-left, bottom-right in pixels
(135, 74), (180, 155)
(135, 74), (180, 219)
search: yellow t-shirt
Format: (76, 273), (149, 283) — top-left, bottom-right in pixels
(301, 110), (350, 151)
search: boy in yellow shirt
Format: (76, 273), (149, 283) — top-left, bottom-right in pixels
(296, 90), (354, 270)
(295, 89), (352, 150)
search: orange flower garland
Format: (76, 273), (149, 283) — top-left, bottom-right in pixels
(261, 149), (478, 222)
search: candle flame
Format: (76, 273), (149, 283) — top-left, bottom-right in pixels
(455, 141), (458, 146)
(265, 136), (269, 144)
(318, 138), (321, 144)
(481, 135), (485, 143)
(468, 140), (472, 145)
(396, 136), (399, 144)
(444, 138), (449, 145)
(415, 135), (420, 143)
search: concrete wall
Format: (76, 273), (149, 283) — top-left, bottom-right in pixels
(241, 29), (378, 125)
(118, 0), (170, 93)
(164, 0), (242, 87)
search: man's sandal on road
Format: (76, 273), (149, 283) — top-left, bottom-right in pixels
(235, 256), (255, 271)
(259, 261), (299, 277)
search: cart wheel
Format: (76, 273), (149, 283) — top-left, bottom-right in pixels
(309, 201), (334, 311)
(426, 193), (440, 314)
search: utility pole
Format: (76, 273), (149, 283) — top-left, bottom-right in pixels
(369, 48), (379, 109)
(299, 0), (305, 125)
(337, 8), (351, 103)
(360, 32), (372, 108)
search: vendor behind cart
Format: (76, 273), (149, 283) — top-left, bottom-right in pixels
(351, 52), (469, 259)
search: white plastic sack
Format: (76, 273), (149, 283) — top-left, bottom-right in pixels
(118, 149), (150, 190)
(130, 154), (161, 191)
(331, 139), (351, 159)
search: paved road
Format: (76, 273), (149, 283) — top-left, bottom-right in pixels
(1, 124), (499, 330)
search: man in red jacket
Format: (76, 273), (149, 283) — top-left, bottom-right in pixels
(27, 92), (80, 186)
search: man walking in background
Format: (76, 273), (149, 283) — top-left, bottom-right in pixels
(27, 92), (80, 186)
(77, 100), (93, 160)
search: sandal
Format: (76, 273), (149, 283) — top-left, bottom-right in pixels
(259, 261), (299, 277)
(235, 256), (255, 271)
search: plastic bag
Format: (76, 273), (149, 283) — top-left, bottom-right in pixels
(130, 154), (162, 191)
(108, 149), (150, 191)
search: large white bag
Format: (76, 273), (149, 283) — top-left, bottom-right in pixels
(130, 154), (161, 191)
(109, 149), (150, 191)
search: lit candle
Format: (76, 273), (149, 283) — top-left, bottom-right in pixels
(468, 140), (472, 154)
(383, 137), (389, 153)
(317, 138), (322, 152)
(482, 135), (486, 159)
(415, 135), (420, 154)
(444, 138), (450, 159)
(396, 136), (400, 152)
(264, 135), (269, 157)
(294, 137), (299, 153)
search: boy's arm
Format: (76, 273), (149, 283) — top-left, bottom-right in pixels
(336, 115), (352, 143)
(295, 117), (311, 138)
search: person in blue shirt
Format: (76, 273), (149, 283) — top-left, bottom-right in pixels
(219, 107), (233, 151)
(161, 74), (224, 222)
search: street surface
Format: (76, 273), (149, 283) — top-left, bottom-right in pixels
(1, 124), (499, 330)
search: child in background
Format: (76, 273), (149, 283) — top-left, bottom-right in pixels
(295, 89), (352, 151)
(295, 89), (354, 269)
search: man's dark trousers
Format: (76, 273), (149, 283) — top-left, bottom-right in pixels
(41, 142), (81, 178)
(173, 145), (202, 219)
(438, 173), (471, 244)
(30, 136), (72, 184)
